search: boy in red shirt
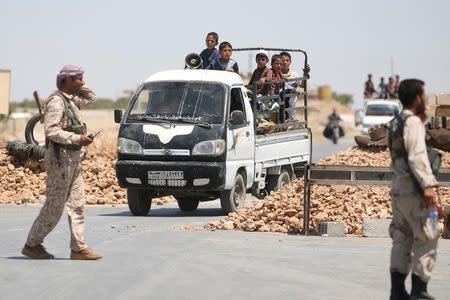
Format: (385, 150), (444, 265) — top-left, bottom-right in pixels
(248, 50), (270, 95)
(267, 54), (283, 95)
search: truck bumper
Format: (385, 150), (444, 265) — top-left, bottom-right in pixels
(116, 160), (226, 191)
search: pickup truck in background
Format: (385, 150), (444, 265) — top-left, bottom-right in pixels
(361, 99), (401, 135)
(114, 48), (311, 216)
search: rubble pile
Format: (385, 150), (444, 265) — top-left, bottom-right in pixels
(0, 151), (46, 204)
(0, 133), (175, 205)
(318, 147), (450, 168)
(205, 147), (450, 236)
(204, 178), (394, 235)
(205, 177), (449, 235)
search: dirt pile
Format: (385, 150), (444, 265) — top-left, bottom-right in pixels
(205, 177), (449, 236)
(204, 178), (394, 235)
(0, 151), (46, 204)
(0, 132), (175, 205)
(205, 147), (450, 236)
(318, 147), (450, 168)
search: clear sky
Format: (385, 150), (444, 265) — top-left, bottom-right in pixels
(1, 0), (449, 107)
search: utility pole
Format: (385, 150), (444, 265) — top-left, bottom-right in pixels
(390, 56), (394, 77)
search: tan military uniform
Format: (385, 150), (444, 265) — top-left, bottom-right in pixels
(26, 87), (96, 252)
(389, 109), (439, 282)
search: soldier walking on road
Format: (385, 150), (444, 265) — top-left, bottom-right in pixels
(22, 65), (102, 260)
(387, 79), (444, 299)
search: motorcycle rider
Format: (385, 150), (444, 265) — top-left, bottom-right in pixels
(328, 108), (342, 123)
(325, 108), (344, 143)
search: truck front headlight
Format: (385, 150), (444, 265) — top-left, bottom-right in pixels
(118, 138), (143, 155)
(192, 139), (226, 156)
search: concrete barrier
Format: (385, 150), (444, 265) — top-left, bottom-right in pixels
(317, 221), (345, 237)
(363, 218), (391, 238)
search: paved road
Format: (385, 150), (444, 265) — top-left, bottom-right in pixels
(2, 138), (449, 299)
(1, 204), (449, 300)
(312, 137), (355, 162)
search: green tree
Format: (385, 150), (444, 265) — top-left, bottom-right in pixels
(332, 92), (353, 107)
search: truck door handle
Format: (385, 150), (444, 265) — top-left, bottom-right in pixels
(246, 131), (250, 137)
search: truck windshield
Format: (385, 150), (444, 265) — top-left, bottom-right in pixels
(366, 104), (399, 116)
(127, 81), (226, 125)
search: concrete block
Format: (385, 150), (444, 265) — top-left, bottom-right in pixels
(436, 93), (450, 106)
(363, 218), (391, 238)
(317, 221), (345, 237)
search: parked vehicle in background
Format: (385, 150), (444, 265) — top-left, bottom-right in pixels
(361, 99), (401, 135)
(354, 109), (364, 126)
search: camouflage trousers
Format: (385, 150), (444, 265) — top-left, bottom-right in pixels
(389, 194), (439, 282)
(26, 153), (87, 252)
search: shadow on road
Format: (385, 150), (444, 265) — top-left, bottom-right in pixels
(6, 256), (70, 261)
(98, 207), (225, 218)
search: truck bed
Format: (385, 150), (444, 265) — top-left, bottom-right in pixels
(254, 128), (311, 168)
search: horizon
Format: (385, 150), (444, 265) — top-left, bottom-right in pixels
(2, 0), (449, 108)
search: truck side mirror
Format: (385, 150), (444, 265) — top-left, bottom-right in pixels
(114, 109), (122, 123)
(230, 110), (245, 126)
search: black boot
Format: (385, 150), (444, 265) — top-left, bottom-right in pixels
(410, 273), (434, 300)
(390, 271), (409, 300)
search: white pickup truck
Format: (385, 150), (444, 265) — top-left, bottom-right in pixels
(361, 99), (401, 135)
(114, 49), (311, 215)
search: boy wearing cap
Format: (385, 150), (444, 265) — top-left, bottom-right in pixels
(22, 65), (102, 261)
(248, 50), (270, 95)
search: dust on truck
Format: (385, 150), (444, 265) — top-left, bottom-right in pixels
(114, 48), (311, 215)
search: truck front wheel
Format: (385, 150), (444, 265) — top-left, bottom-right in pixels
(220, 173), (246, 214)
(127, 189), (152, 216)
(176, 197), (200, 211)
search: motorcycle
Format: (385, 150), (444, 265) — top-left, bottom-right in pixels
(323, 118), (345, 144)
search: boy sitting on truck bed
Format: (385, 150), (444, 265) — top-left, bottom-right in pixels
(248, 50), (270, 95)
(208, 41), (239, 74)
(267, 54), (284, 95)
(253, 55), (284, 134)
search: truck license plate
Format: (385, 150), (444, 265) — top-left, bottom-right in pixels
(148, 171), (184, 180)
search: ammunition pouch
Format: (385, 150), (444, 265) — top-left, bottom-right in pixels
(63, 122), (87, 135)
(57, 143), (82, 151)
(388, 112), (441, 175)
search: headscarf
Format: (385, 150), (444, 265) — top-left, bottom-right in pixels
(56, 65), (84, 89)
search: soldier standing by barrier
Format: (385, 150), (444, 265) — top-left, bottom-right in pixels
(387, 79), (444, 299)
(22, 65), (102, 260)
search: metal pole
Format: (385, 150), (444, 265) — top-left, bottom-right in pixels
(303, 164), (310, 236)
(303, 52), (308, 126)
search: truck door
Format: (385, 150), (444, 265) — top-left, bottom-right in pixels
(225, 86), (254, 189)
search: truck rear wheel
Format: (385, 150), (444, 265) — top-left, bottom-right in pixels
(267, 170), (291, 193)
(220, 173), (245, 214)
(176, 197), (200, 211)
(127, 189), (152, 216)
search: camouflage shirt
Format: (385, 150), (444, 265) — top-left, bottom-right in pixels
(44, 86), (96, 145)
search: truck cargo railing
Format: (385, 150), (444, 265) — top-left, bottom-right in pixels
(233, 47), (309, 130)
(302, 164), (450, 236)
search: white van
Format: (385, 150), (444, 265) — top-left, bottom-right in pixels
(114, 66), (311, 216)
(361, 99), (401, 135)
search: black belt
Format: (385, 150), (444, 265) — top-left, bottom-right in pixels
(54, 143), (82, 151)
